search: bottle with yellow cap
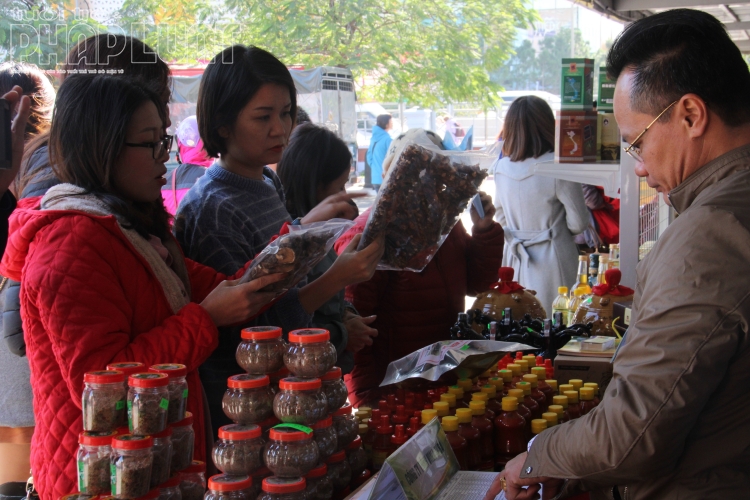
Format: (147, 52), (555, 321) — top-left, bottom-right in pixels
(468, 401), (494, 471)
(567, 287), (588, 325)
(498, 369), (514, 394)
(488, 376), (506, 398)
(551, 395), (570, 423)
(421, 409), (438, 426)
(448, 386), (470, 409)
(563, 390), (582, 419)
(441, 416), (469, 470)
(457, 378), (476, 394)
(531, 418), (548, 436)
(470, 397), (495, 421)
(579, 387), (597, 415)
(516, 381), (542, 420)
(558, 383), (575, 395)
(522, 374), (547, 413)
(480, 384), (504, 416)
(433, 401), (450, 418)
(547, 404), (566, 424)
(507, 364), (523, 386)
(456, 408), (483, 471)
(541, 411), (558, 427)
(494, 396), (527, 470)
(584, 383), (601, 406)
(507, 389), (532, 425)
(546, 379), (559, 395)
(552, 286), (570, 321)
(516, 359), (530, 375)
(531, 367), (555, 407)
(440, 393), (457, 415)
(569, 379), (583, 391)
(522, 354), (537, 368)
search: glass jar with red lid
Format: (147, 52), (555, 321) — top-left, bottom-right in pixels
(320, 367), (347, 412)
(150, 426), (173, 488)
(236, 326), (286, 374)
(204, 474), (255, 500)
(284, 329), (337, 378)
(332, 405), (358, 451)
(310, 415), (338, 459)
(76, 430), (116, 495)
(82, 370), (126, 433)
(157, 475), (182, 500)
(178, 460), (206, 500)
(170, 411), (195, 474)
(149, 364), (188, 424)
(222, 374), (274, 424)
(264, 427), (320, 478)
(273, 377), (327, 425)
(212, 423), (265, 475)
(304, 463), (333, 500)
(345, 436), (367, 478)
(325, 450), (352, 492)
(257, 477), (307, 500)
(111, 434), (154, 499)
(127, 373), (169, 436)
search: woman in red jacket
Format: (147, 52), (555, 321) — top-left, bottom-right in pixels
(0, 74), (282, 500)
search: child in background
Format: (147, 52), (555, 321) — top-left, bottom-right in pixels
(162, 116), (211, 215)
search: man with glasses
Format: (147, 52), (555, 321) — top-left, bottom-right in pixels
(485, 9), (750, 500)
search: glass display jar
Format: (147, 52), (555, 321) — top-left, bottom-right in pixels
(222, 374), (274, 425)
(157, 476), (182, 500)
(257, 477), (307, 500)
(236, 326), (285, 374)
(150, 427), (173, 488)
(212, 423), (265, 475)
(310, 416), (338, 459)
(320, 367), (347, 413)
(204, 474), (254, 500)
(273, 378), (327, 425)
(324, 451), (352, 492)
(149, 364), (188, 424)
(332, 405), (358, 451)
(82, 370), (127, 433)
(283, 329), (337, 378)
(76, 430), (116, 495)
(107, 362), (145, 428)
(127, 373), (169, 436)
(304, 463), (333, 500)
(178, 460), (206, 500)
(170, 412), (195, 474)
(345, 436), (367, 478)
(111, 434), (154, 499)
(264, 427), (320, 478)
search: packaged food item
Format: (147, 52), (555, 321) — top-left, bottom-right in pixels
(251, 467), (273, 499)
(236, 327), (285, 374)
(268, 367), (290, 396)
(359, 143), (486, 271)
(310, 416), (338, 459)
(150, 427), (173, 488)
(60, 494), (97, 500)
(170, 412), (195, 474)
(331, 405), (358, 452)
(345, 436), (367, 478)
(107, 362), (146, 393)
(264, 427), (320, 478)
(284, 329), (337, 379)
(76, 430), (115, 495)
(82, 370), (127, 433)
(494, 397), (527, 470)
(324, 451), (352, 492)
(127, 373), (169, 436)
(320, 367), (347, 412)
(149, 364), (189, 424)
(204, 475), (254, 500)
(157, 476), (181, 500)
(178, 460), (206, 500)
(212, 424), (265, 475)
(257, 477), (307, 500)
(273, 377), (327, 425)
(111, 434), (154, 499)
(222, 374), (274, 424)
(238, 219), (354, 293)
(304, 463), (333, 500)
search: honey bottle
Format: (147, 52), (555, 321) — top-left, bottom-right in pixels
(456, 408), (482, 471)
(442, 416), (469, 470)
(494, 397), (527, 471)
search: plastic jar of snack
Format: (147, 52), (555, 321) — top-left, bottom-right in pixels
(76, 430), (116, 495)
(257, 477), (307, 500)
(236, 326), (286, 374)
(178, 460), (206, 500)
(264, 427), (320, 478)
(283, 329), (337, 378)
(251, 467), (273, 499)
(310, 416), (338, 459)
(157, 476), (182, 500)
(331, 405), (358, 451)
(273, 378), (327, 425)
(107, 362), (146, 392)
(324, 451), (352, 492)
(127, 373), (169, 436)
(170, 412), (195, 474)
(268, 367), (290, 396)
(149, 364), (189, 424)
(212, 423), (265, 475)
(82, 370), (127, 433)
(111, 434), (154, 499)
(320, 367), (347, 413)
(150, 427), (173, 488)
(345, 436), (367, 478)
(204, 474), (255, 500)
(222, 374), (274, 425)
(304, 463), (333, 500)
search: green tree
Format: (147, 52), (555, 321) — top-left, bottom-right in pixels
(536, 27), (591, 93)
(493, 39), (538, 90)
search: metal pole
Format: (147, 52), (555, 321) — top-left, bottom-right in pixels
(619, 144), (639, 289)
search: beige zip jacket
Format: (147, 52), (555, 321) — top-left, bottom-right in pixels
(520, 144), (750, 499)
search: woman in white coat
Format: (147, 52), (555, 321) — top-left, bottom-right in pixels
(493, 96), (589, 311)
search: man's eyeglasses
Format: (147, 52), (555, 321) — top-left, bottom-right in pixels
(623, 100), (678, 163)
(125, 135), (173, 159)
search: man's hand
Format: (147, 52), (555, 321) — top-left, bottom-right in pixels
(344, 312), (378, 352)
(483, 453), (564, 500)
(471, 191), (497, 233)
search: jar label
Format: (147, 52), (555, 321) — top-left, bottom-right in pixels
(273, 423), (313, 434)
(159, 398), (169, 410)
(182, 388), (189, 399)
(127, 400), (133, 433)
(110, 463), (117, 494)
(77, 460), (85, 492)
(116, 400), (125, 411)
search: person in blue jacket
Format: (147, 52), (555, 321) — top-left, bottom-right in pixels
(366, 114), (393, 192)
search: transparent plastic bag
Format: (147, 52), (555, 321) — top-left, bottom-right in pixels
(358, 143), (488, 271)
(239, 219), (354, 292)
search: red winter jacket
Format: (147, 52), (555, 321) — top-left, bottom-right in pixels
(0, 198), (245, 500)
(334, 210), (504, 407)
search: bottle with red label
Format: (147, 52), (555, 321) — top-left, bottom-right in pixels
(563, 391), (582, 420)
(479, 384), (503, 416)
(442, 416), (469, 471)
(494, 397), (527, 471)
(584, 383), (601, 406)
(516, 381), (542, 420)
(468, 401), (494, 472)
(522, 374), (548, 413)
(455, 408), (483, 471)
(579, 387), (597, 415)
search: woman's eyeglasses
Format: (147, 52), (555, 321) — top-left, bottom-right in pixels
(125, 135), (173, 159)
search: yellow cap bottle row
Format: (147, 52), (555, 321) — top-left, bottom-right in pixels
(469, 401), (486, 416)
(422, 409), (438, 425)
(455, 408), (473, 424)
(434, 401), (450, 417)
(502, 396), (519, 411)
(531, 419), (547, 435)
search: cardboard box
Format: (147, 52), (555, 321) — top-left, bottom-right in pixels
(597, 112), (621, 163)
(561, 58), (594, 110)
(555, 111), (597, 163)
(598, 67), (616, 112)
(554, 353), (614, 394)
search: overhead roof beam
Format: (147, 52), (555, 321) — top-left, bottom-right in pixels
(735, 40), (750, 51)
(725, 21), (750, 30)
(613, 0), (728, 10)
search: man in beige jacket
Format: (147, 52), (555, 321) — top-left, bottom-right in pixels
(485, 8), (750, 500)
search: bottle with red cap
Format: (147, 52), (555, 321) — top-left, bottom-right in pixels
(377, 399), (390, 417)
(326, 450), (353, 493)
(212, 423), (264, 475)
(395, 387), (406, 405)
(494, 397), (527, 471)
(284, 328), (337, 378)
(304, 463), (333, 500)
(468, 401), (494, 471)
(264, 427), (320, 478)
(414, 393), (425, 412)
(363, 409), (381, 463)
(127, 372), (169, 436)
(149, 363), (188, 424)
(391, 423), (408, 450)
(545, 359), (554, 380)
(236, 326), (285, 374)
(82, 370), (126, 433)
(205, 474), (255, 500)
(178, 461), (206, 500)
(274, 377), (327, 425)
(76, 430), (116, 495)
(406, 416), (421, 438)
(223, 374), (274, 425)
(320, 367), (348, 412)
(371, 415), (394, 471)
(157, 475), (182, 500)
(150, 426), (173, 488)
(392, 404), (410, 426)
(455, 408), (482, 471)
(170, 411), (195, 474)
(107, 362), (145, 400)
(386, 394), (398, 415)
(111, 434), (154, 499)
(441, 416), (469, 470)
